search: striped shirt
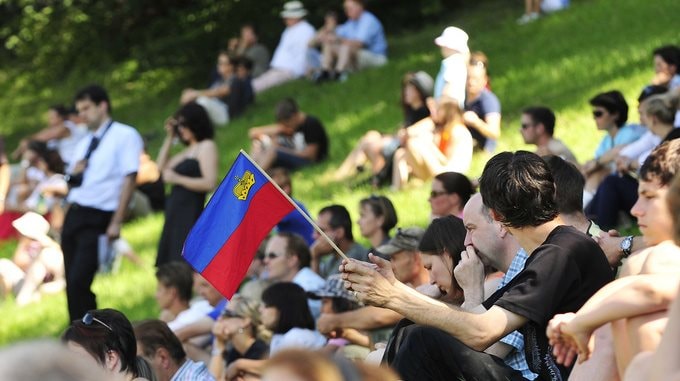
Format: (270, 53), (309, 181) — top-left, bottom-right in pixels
(171, 359), (215, 381)
(499, 249), (538, 380)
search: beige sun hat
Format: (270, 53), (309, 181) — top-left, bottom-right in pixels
(434, 26), (470, 53)
(12, 212), (52, 245)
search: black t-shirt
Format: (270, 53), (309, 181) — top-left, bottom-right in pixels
(662, 127), (680, 143)
(482, 225), (613, 380)
(297, 115), (329, 162)
(223, 339), (269, 365)
(227, 76), (255, 119)
(404, 106), (430, 127)
(464, 89), (501, 150)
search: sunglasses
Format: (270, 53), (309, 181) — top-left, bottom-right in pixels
(592, 110), (605, 118)
(429, 190), (449, 198)
(82, 312), (113, 331)
(520, 123), (533, 130)
(221, 310), (243, 319)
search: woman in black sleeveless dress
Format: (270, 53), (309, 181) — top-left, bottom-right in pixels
(155, 102), (218, 266)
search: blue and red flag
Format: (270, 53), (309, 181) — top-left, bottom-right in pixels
(183, 151), (295, 298)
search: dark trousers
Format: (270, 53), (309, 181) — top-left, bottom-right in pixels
(585, 174), (638, 231)
(61, 204), (113, 322)
(390, 324), (527, 381)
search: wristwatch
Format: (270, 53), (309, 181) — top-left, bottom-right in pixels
(620, 235), (634, 259)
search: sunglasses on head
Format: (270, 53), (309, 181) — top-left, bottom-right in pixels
(82, 312), (113, 331)
(592, 110), (605, 118)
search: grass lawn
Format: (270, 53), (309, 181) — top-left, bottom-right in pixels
(0, 0), (678, 345)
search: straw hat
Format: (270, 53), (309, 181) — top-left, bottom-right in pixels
(280, 1), (308, 19)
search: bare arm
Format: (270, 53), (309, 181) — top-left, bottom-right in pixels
(0, 159), (9, 213)
(343, 254), (527, 351)
(463, 111), (501, 140)
(156, 119), (177, 170)
(164, 140), (218, 193)
(317, 306), (402, 333)
(174, 316), (215, 341)
(248, 124), (283, 140)
(547, 274), (679, 365)
(648, 282), (680, 381)
(225, 358), (265, 380)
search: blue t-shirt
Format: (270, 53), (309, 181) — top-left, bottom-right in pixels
(464, 89), (501, 152)
(336, 11), (387, 56)
(594, 123), (646, 159)
(276, 199), (315, 245)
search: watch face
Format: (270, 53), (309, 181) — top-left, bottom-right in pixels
(622, 237), (633, 250)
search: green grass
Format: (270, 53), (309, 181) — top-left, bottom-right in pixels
(0, 0), (678, 345)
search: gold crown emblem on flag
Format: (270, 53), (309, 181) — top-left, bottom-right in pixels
(233, 170), (256, 200)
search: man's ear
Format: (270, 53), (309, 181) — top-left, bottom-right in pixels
(489, 208), (504, 223)
(497, 222), (509, 238)
(156, 347), (172, 369)
(104, 350), (121, 372)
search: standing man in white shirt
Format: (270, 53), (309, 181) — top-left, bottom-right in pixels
(252, 1), (315, 93)
(61, 84), (143, 322)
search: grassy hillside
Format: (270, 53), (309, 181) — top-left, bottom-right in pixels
(0, 0), (678, 344)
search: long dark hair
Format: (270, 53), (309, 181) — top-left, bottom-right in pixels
(261, 282), (315, 334)
(418, 216), (466, 298)
(175, 102), (214, 143)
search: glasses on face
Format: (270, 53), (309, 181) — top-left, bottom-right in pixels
(429, 190), (449, 198)
(592, 110), (605, 118)
(221, 310), (243, 319)
(82, 312), (113, 331)
(520, 123), (533, 130)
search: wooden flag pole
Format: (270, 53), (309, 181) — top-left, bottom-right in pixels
(240, 150), (349, 261)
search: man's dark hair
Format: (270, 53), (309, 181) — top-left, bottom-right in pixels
(319, 204), (354, 241)
(640, 140), (680, 186)
(261, 282), (315, 334)
(479, 151), (559, 228)
(235, 55), (254, 72)
(275, 98), (299, 122)
(543, 155), (586, 215)
(638, 85), (668, 103)
(175, 102), (214, 142)
(434, 172), (475, 205)
(522, 106), (556, 136)
(653, 45), (680, 68)
(49, 104), (70, 119)
(155, 262), (194, 303)
(134, 320), (186, 365)
(589, 90), (629, 127)
(74, 84), (112, 113)
(279, 232), (311, 269)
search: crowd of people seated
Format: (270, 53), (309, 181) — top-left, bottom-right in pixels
(1, 1), (680, 380)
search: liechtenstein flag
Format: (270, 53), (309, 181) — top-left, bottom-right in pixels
(183, 151), (295, 298)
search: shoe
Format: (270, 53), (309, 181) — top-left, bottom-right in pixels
(313, 70), (331, 84)
(337, 71), (349, 82)
(517, 12), (539, 25)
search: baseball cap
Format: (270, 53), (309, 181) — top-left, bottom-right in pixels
(376, 227), (425, 256)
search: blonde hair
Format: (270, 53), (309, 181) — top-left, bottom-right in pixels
(264, 349), (344, 381)
(644, 93), (680, 125)
(229, 294), (272, 342)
